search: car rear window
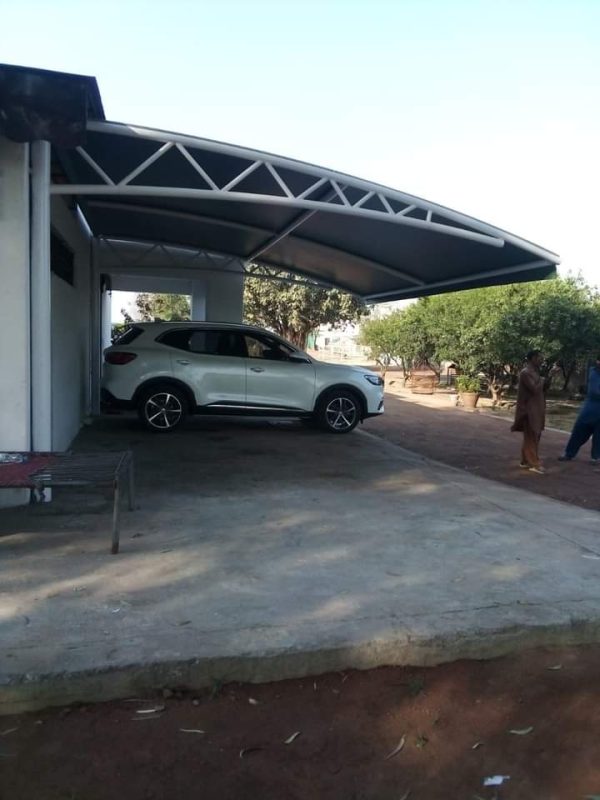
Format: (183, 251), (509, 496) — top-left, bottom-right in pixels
(158, 329), (192, 351)
(113, 325), (143, 345)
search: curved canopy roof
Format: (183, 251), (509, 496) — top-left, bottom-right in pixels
(52, 120), (559, 301)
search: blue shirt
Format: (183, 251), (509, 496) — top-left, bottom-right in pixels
(579, 366), (600, 424)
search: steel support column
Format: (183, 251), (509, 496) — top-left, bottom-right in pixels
(90, 240), (102, 415)
(30, 140), (52, 451)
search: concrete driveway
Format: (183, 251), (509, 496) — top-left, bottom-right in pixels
(2, 415), (600, 714)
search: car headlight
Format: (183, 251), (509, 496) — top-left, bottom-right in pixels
(364, 374), (384, 386)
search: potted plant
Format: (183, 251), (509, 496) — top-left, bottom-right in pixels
(455, 375), (481, 409)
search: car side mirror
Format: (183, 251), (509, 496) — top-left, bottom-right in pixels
(288, 354), (311, 364)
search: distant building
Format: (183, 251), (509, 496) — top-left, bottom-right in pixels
(310, 300), (412, 362)
(313, 324), (367, 361)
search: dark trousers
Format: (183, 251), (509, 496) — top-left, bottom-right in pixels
(565, 418), (600, 460)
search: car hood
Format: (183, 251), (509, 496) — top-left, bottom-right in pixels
(312, 360), (380, 379)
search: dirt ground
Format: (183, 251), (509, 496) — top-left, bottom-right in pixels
(2, 646), (600, 800)
(487, 400), (581, 433)
(364, 393), (600, 512)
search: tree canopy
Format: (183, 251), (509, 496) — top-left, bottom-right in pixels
(243, 273), (367, 348)
(123, 293), (191, 323)
(359, 277), (600, 402)
(358, 302), (437, 378)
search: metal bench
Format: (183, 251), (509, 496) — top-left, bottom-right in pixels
(0, 450), (135, 554)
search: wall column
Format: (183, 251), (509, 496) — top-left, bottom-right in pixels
(0, 138), (31, 505)
(191, 280), (206, 320)
(204, 270), (244, 323)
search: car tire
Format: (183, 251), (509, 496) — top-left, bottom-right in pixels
(316, 389), (361, 434)
(138, 384), (188, 432)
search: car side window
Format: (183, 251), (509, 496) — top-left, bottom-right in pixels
(244, 335), (293, 361)
(189, 330), (246, 357)
(159, 329), (244, 356)
(159, 329), (192, 351)
(189, 330), (221, 355)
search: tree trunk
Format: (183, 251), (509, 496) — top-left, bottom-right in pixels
(490, 383), (503, 406)
(561, 364), (574, 393)
(426, 360), (440, 380)
(281, 327), (310, 349)
(377, 359), (388, 382)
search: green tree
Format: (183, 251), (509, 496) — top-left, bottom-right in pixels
(498, 277), (600, 391)
(422, 287), (518, 402)
(243, 273), (367, 348)
(359, 303), (439, 380)
(358, 314), (403, 379)
(115, 293), (190, 341)
(359, 276), (600, 404)
(399, 300), (440, 374)
(131, 293), (191, 322)
(422, 277), (600, 403)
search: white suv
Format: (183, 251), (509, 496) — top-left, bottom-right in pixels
(102, 322), (384, 433)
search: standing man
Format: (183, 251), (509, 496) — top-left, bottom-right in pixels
(511, 350), (560, 474)
(559, 354), (600, 463)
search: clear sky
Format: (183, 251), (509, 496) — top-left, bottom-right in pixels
(2, 0), (599, 288)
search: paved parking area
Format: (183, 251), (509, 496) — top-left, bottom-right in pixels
(1, 414), (600, 714)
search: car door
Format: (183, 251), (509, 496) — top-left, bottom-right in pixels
(162, 327), (247, 408)
(244, 333), (316, 411)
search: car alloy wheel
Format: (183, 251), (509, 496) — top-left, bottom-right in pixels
(144, 391), (183, 430)
(325, 395), (358, 432)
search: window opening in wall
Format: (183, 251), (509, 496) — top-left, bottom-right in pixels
(50, 230), (75, 285)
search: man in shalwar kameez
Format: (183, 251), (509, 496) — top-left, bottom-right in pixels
(512, 350), (560, 474)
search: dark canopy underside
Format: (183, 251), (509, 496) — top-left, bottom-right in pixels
(53, 121), (559, 300)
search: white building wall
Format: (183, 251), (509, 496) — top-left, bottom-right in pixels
(0, 138), (30, 505)
(110, 271), (243, 323)
(204, 271), (244, 322)
(50, 198), (92, 450)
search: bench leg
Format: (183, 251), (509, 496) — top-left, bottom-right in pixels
(111, 478), (120, 555)
(128, 461), (136, 511)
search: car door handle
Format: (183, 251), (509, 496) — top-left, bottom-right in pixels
(250, 367), (265, 373)
(176, 359), (191, 365)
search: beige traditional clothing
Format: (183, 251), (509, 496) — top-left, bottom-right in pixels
(511, 364), (550, 468)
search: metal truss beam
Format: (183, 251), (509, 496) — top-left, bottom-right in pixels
(364, 260), (555, 301)
(96, 236), (243, 273)
(88, 203), (425, 287)
(48, 121), (548, 252)
(246, 186), (338, 262)
(54, 182), (506, 248)
(77, 122), (517, 248)
(247, 261), (359, 294)
(94, 237), (352, 293)
(53, 121), (560, 303)
(76, 121), (560, 265)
